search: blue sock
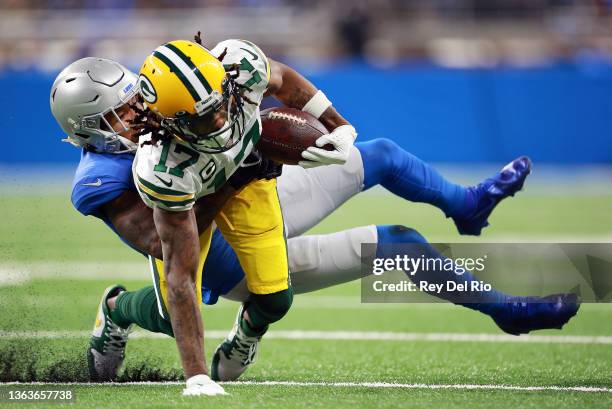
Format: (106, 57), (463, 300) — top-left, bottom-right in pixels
(375, 225), (507, 313)
(357, 139), (470, 218)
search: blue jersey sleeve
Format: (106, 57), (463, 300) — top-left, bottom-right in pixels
(71, 150), (136, 218)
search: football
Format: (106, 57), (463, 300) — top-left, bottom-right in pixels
(258, 107), (333, 165)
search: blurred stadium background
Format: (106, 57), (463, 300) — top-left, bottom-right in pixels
(1, 2), (611, 406)
(1, 0), (612, 166)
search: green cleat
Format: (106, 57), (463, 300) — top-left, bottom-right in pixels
(211, 305), (267, 382)
(87, 285), (132, 382)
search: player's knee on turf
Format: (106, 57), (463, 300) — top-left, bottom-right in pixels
(246, 287), (294, 329)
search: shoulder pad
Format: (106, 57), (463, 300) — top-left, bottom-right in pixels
(211, 39), (270, 96)
(71, 151), (135, 216)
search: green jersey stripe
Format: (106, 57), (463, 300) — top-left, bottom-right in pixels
(141, 190), (195, 208)
(153, 51), (201, 102)
(206, 167), (227, 191)
(164, 43), (213, 94)
(233, 123), (261, 165)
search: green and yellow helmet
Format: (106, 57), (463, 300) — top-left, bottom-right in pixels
(138, 40), (244, 152)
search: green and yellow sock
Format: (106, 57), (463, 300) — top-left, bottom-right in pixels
(110, 286), (174, 337)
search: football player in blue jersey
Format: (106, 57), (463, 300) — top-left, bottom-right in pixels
(51, 56), (579, 389)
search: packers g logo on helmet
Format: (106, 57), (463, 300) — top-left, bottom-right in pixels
(138, 75), (157, 104)
(138, 40), (245, 152)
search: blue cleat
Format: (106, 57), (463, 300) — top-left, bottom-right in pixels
(453, 156), (532, 236)
(489, 293), (580, 336)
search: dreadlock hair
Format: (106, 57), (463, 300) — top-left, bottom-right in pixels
(217, 47), (228, 63)
(132, 104), (171, 147)
(194, 31), (203, 46)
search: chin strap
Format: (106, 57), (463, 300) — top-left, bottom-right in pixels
(62, 135), (82, 148)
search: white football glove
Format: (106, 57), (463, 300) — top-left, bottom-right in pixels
(182, 374), (228, 397)
(299, 125), (357, 169)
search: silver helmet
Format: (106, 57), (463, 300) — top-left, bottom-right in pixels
(50, 57), (139, 154)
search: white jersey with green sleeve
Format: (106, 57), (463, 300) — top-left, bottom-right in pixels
(133, 39), (270, 212)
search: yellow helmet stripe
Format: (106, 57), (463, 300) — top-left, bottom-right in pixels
(165, 43), (213, 94)
(153, 49), (202, 103)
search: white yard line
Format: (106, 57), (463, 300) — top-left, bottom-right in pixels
(1, 329), (611, 345)
(234, 381), (612, 393)
(0, 380), (610, 393)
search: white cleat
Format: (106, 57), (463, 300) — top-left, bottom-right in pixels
(87, 285), (132, 382)
(210, 305), (266, 381)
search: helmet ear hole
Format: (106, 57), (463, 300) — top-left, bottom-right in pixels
(65, 77), (76, 83)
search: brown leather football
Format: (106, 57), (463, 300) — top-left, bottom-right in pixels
(258, 107), (332, 165)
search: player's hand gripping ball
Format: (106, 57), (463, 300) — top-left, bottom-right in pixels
(300, 124), (357, 168)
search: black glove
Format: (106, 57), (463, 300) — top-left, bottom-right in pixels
(258, 152), (283, 180)
(227, 149), (283, 190)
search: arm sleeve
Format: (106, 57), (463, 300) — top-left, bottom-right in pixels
(72, 179), (128, 217)
(70, 151), (135, 217)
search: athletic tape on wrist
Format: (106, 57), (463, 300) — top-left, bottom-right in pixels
(302, 90), (332, 119)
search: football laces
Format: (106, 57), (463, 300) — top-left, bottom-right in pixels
(267, 111), (307, 124)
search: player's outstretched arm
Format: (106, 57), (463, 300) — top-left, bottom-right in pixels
(153, 208), (205, 377)
(153, 207), (226, 395)
(265, 59), (357, 168)
(153, 208), (207, 372)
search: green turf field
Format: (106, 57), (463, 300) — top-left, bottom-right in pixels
(1, 190), (611, 408)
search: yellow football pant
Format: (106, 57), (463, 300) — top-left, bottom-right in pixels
(150, 178), (289, 318)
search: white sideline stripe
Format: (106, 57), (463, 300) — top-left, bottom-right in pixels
(0, 381), (610, 393)
(1, 330), (612, 345)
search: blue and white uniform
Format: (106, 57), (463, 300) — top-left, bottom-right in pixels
(72, 141), (569, 335)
